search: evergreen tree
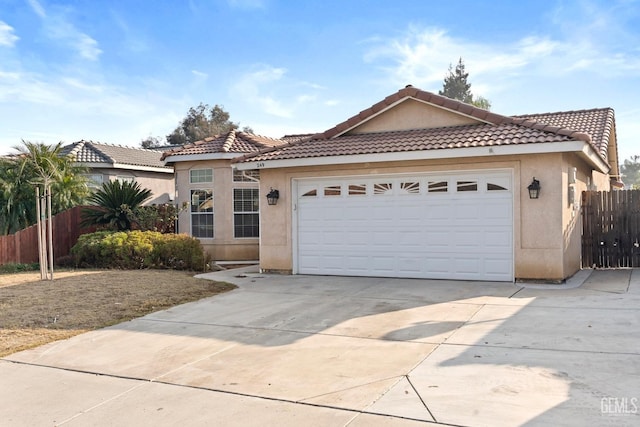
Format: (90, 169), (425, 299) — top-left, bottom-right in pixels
(621, 155), (640, 189)
(439, 58), (491, 110)
(439, 58), (473, 103)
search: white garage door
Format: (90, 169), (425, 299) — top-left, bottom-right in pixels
(295, 171), (513, 282)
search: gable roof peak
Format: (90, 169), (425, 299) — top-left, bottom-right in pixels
(320, 86), (509, 140)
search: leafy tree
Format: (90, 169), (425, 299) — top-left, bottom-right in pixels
(81, 180), (152, 231)
(621, 155), (640, 189)
(0, 141), (89, 235)
(439, 57), (492, 110)
(166, 103), (253, 146)
(140, 136), (165, 149)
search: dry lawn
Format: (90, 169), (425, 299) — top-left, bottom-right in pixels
(0, 269), (236, 357)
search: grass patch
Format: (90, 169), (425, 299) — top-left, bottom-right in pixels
(0, 269), (236, 357)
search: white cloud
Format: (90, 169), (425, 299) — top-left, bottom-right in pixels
(0, 21), (19, 47)
(191, 69), (208, 79)
(366, 23), (640, 94)
(232, 64), (293, 118)
(27, 0), (46, 18)
(27, 0), (102, 61)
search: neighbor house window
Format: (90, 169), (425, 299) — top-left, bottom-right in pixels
(190, 168), (213, 184)
(233, 169), (260, 182)
(85, 173), (103, 189)
(116, 175), (135, 184)
(233, 188), (259, 238)
(191, 189), (213, 238)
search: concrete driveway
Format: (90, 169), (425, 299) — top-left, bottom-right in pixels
(2, 268), (639, 426)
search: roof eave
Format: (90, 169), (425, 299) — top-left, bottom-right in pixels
(76, 161), (173, 173)
(163, 152), (245, 164)
(236, 140), (610, 174)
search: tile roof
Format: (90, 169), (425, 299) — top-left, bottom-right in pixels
(160, 130), (285, 161)
(61, 140), (171, 170)
(513, 108), (615, 161)
(234, 86), (615, 165)
(235, 124), (578, 162)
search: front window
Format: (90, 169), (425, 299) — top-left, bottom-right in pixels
(233, 188), (259, 238)
(191, 189), (213, 238)
(233, 169), (260, 182)
(190, 169), (213, 184)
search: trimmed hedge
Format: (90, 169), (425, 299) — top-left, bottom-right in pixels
(71, 231), (210, 271)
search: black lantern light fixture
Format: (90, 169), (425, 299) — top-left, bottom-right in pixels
(266, 188), (280, 205)
(527, 177), (541, 199)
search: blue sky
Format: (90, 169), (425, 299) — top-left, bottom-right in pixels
(0, 0), (638, 161)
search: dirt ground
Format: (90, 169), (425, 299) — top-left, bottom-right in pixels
(0, 269), (236, 357)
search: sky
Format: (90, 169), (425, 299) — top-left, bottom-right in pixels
(0, 0), (638, 162)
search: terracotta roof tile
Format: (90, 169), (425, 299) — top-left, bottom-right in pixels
(236, 124), (577, 163)
(513, 108), (614, 160)
(235, 87), (614, 165)
(161, 131), (285, 160)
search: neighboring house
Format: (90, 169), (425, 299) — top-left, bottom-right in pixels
(161, 131), (283, 261)
(233, 86), (621, 282)
(61, 140), (175, 205)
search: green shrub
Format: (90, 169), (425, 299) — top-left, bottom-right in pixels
(0, 262), (40, 274)
(71, 231), (210, 271)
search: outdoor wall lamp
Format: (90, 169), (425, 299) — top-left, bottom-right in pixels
(527, 177), (541, 199)
(266, 188), (280, 205)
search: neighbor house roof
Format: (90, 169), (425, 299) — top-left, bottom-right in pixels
(233, 86), (615, 174)
(61, 140), (172, 172)
(161, 130), (285, 162)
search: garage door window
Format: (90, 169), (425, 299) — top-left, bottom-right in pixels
(374, 183), (392, 195)
(348, 184), (367, 196)
(457, 180), (478, 192)
(428, 181), (448, 193)
(324, 185), (341, 196)
(302, 189), (317, 197)
(400, 181), (420, 194)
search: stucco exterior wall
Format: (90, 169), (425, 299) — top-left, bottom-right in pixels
(95, 169), (175, 205)
(173, 159), (259, 261)
(258, 153), (596, 281)
(349, 99), (480, 134)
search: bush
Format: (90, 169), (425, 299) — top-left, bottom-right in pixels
(71, 231), (210, 271)
(0, 263), (40, 274)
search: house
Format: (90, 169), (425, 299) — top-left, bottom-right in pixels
(161, 131), (284, 260)
(231, 86), (621, 282)
(61, 140), (175, 205)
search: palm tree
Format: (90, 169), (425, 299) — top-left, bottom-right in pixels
(81, 180), (152, 231)
(0, 141), (89, 235)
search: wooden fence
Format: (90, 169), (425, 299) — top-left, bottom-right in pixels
(0, 206), (95, 265)
(581, 190), (640, 268)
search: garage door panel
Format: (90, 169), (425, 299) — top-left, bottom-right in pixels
(296, 171), (513, 281)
